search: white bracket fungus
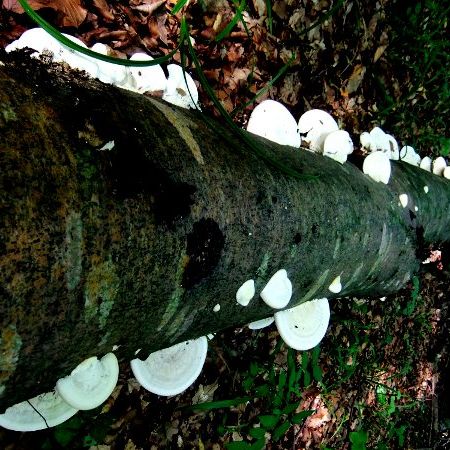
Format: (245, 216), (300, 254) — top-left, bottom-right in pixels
(0, 391), (78, 431)
(322, 130), (353, 164)
(298, 109), (338, 153)
(444, 167), (450, 180)
(5, 27), (61, 57)
(328, 275), (342, 294)
(56, 353), (119, 410)
(90, 43), (128, 86)
(129, 52), (167, 93)
(246, 100), (300, 147)
(432, 157), (447, 176)
(362, 151), (391, 184)
(248, 317), (275, 330)
(274, 298), (330, 350)
(130, 336), (208, 396)
(419, 156), (432, 172)
(162, 64), (199, 109)
(260, 269), (293, 309)
(236, 279), (255, 306)
(385, 134), (399, 160)
(369, 127), (390, 153)
(399, 194), (409, 208)
(399, 146), (421, 166)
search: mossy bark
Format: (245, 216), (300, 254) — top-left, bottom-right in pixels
(0, 54), (449, 410)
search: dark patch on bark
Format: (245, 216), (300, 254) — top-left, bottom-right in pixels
(311, 223), (319, 236)
(293, 232), (302, 244)
(183, 218), (225, 289)
(107, 144), (196, 228)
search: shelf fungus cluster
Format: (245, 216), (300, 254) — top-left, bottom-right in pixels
(130, 337), (208, 397)
(236, 270), (335, 352)
(247, 102), (354, 164)
(0, 353), (119, 431)
(5, 28), (199, 110)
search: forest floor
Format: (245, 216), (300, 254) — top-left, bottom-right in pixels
(0, 0), (449, 448)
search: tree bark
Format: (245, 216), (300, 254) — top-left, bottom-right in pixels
(1, 54), (449, 410)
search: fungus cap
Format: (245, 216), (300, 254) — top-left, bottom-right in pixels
(399, 194), (408, 208)
(419, 156), (432, 172)
(323, 130), (353, 164)
(368, 127), (391, 153)
(399, 146), (420, 166)
(260, 269), (293, 309)
(432, 157), (447, 176)
(248, 317), (275, 330)
(0, 391), (78, 431)
(236, 279), (255, 306)
(162, 64), (198, 109)
(130, 336), (208, 396)
(129, 52), (167, 93)
(362, 151), (391, 184)
(90, 43), (128, 86)
(360, 131), (372, 150)
(328, 275), (342, 294)
(298, 109), (338, 152)
(274, 298), (330, 350)
(385, 134), (399, 160)
(56, 353), (119, 410)
(444, 166), (450, 180)
(5, 27), (61, 56)
(246, 100), (300, 147)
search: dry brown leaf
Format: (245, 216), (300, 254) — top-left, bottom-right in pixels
(373, 44), (388, 62)
(92, 0), (114, 21)
(4, 0), (88, 27)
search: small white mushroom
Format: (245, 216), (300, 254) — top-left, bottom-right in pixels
(424, 186), (429, 193)
(5, 27), (61, 56)
(130, 337), (208, 396)
(213, 303), (221, 312)
(360, 131), (372, 150)
(129, 52), (167, 93)
(274, 298), (330, 350)
(298, 109), (339, 153)
(89, 43), (128, 86)
(236, 279), (255, 306)
(444, 166), (450, 180)
(328, 275), (342, 294)
(246, 100), (300, 147)
(385, 134), (399, 160)
(399, 194), (409, 208)
(432, 157), (447, 176)
(399, 146), (421, 166)
(248, 317), (275, 330)
(0, 391), (78, 431)
(56, 353), (119, 410)
(260, 269), (293, 309)
(369, 127), (390, 153)
(362, 151), (391, 184)
(322, 130), (353, 164)
(162, 64), (198, 109)
(419, 156), (432, 172)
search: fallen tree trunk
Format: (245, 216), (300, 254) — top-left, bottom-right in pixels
(1, 54), (449, 410)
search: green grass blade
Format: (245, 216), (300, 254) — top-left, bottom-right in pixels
(265, 0), (273, 34)
(181, 19), (317, 181)
(215, 0), (249, 42)
(231, 52), (295, 116)
(179, 396), (252, 412)
(171, 0), (189, 14)
(17, 0), (185, 67)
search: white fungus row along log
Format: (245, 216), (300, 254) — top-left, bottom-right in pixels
(1, 40), (450, 419)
